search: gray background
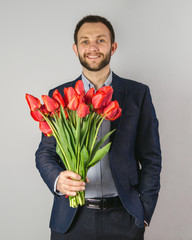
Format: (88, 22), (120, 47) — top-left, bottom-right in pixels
(1, 0), (192, 239)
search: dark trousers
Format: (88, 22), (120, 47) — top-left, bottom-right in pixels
(51, 205), (145, 240)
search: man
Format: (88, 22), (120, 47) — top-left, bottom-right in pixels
(36, 15), (161, 240)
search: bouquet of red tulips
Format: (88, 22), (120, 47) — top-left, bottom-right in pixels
(26, 80), (121, 208)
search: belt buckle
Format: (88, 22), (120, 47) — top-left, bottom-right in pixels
(85, 198), (107, 210)
(85, 199), (101, 209)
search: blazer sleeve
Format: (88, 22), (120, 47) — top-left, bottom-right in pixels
(135, 86), (162, 224)
(35, 133), (65, 195)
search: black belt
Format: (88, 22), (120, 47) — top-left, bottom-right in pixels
(85, 196), (122, 210)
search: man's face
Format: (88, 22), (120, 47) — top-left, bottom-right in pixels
(73, 22), (117, 72)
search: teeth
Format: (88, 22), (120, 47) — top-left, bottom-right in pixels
(87, 55), (99, 59)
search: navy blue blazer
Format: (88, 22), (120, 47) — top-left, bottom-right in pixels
(35, 72), (161, 233)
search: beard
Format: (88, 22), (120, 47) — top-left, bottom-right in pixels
(78, 49), (112, 72)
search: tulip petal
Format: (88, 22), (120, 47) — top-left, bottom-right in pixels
(92, 93), (106, 109)
(77, 103), (90, 118)
(92, 86), (113, 109)
(67, 96), (79, 110)
(64, 87), (77, 102)
(103, 100), (119, 115)
(52, 89), (65, 108)
(85, 88), (95, 105)
(41, 95), (60, 112)
(94, 107), (104, 115)
(96, 86), (113, 106)
(41, 104), (50, 115)
(30, 110), (44, 122)
(105, 108), (121, 120)
(75, 80), (85, 96)
(25, 94), (41, 111)
(103, 100), (122, 121)
(107, 108), (122, 121)
(39, 121), (52, 136)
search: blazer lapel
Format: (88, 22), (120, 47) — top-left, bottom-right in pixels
(110, 73), (127, 143)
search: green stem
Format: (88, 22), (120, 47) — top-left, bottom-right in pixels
(38, 111), (71, 171)
(77, 145), (81, 173)
(90, 115), (105, 153)
(85, 112), (95, 148)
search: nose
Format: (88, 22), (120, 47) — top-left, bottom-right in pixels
(88, 42), (99, 51)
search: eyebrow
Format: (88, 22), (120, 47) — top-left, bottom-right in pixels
(79, 34), (108, 41)
(96, 35), (107, 38)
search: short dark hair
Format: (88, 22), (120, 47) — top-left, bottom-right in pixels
(74, 15), (115, 44)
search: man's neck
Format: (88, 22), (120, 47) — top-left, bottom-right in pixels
(82, 66), (111, 90)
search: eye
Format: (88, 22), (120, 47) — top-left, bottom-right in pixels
(82, 40), (88, 44)
(98, 39), (104, 43)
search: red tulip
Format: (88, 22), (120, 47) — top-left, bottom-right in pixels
(39, 121), (52, 136)
(103, 100), (122, 121)
(85, 88), (95, 105)
(67, 96), (79, 110)
(94, 107), (104, 115)
(52, 89), (65, 108)
(96, 86), (113, 106)
(92, 86), (113, 109)
(41, 104), (50, 115)
(75, 80), (85, 96)
(31, 110), (44, 122)
(97, 85), (113, 95)
(77, 103), (90, 118)
(41, 95), (60, 112)
(92, 93), (106, 109)
(25, 94), (41, 111)
(67, 95), (85, 111)
(64, 87), (77, 103)
(79, 95), (85, 104)
(31, 104), (50, 122)
(107, 108), (121, 121)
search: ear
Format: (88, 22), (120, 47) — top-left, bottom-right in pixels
(73, 44), (79, 57)
(111, 42), (117, 56)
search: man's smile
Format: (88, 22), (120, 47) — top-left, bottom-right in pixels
(87, 56), (100, 59)
(85, 54), (102, 60)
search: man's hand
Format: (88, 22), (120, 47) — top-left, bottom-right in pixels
(56, 171), (86, 196)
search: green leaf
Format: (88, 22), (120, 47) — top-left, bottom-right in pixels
(55, 107), (76, 162)
(87, 142), (111, 169)
(88, 117), (97, 152)
(77, 145), (90, 180)
(90, 129), (115, 160)
(55, 116), (68, 146)
(56, 144), (66, 164)
(54, 118), (74, 170)
(79, 159), (85, 181)
(76, 112), (81, 148)
(80, 145), (89, 168)
(68, 121), (76, 140)
(61, 119), (76, 158)
(89, 116), (105, 153)
(80, 115), (91, 148)
(56, 143), (75, 171)
(80, 115), (89, 136)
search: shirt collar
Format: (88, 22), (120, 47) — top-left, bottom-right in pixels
(81, 70), (112, 92)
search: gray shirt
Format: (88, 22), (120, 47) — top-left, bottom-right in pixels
(82, 71), (118, 198)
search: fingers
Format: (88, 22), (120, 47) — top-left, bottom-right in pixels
(56, 171), (86, 196)
(63, 170), (81, 181)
